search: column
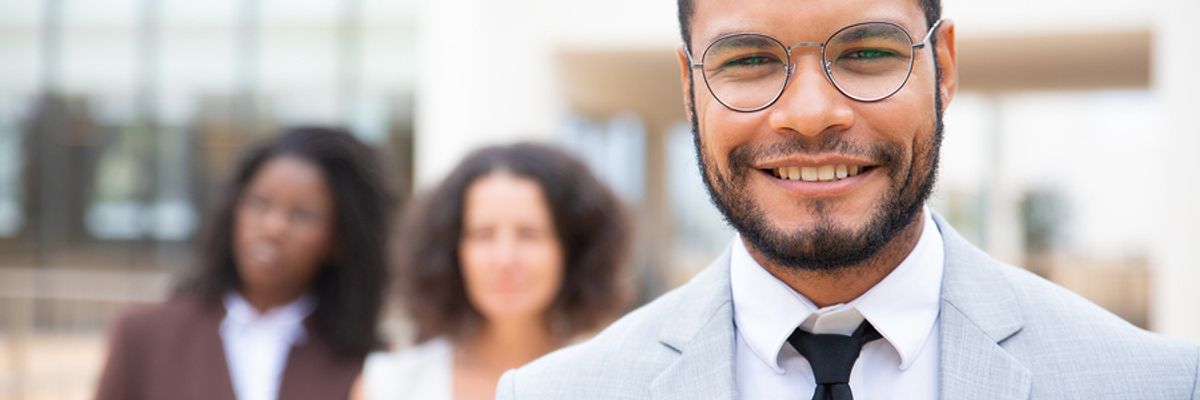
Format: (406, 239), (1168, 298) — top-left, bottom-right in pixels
(1150, 0), (1200, 344)
(413, 0), (560, 187)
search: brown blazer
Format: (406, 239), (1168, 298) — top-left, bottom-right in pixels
(94, 297), (363, 400)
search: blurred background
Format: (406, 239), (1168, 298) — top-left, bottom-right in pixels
(1, 0), (1198, 398)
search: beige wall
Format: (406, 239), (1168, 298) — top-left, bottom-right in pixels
(1151, 0), (1200, 343)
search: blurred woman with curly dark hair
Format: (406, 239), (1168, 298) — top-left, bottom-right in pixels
(96, 126), (393, 400)
(354, 142), (632, 400)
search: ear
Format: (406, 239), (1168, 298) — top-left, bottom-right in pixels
(677, 46), (697, 122)
(933, 19), (959, 108)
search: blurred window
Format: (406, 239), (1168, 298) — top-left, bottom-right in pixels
(666, 122), (733, 271)
(560, 112), (647, 203)
(0, 100), (22, 237)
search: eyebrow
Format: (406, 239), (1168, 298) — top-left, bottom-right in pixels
(700, 19), (915, 47)
(831, 24), (910, 44)
(701, 30), (762, 47)
(708, 34), (780, 50)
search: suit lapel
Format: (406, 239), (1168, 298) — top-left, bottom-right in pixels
(935, 215), (1031, 399)
(279, 342), (312, 400)
(646, 215), (1035, 399)
(940, 303), (1031, 399)
(650, 249), (739, 400)
(276, 321), (362, 400)
(190, 302), (237, 400)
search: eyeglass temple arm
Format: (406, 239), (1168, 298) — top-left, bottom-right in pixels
(912, 19), (945, 50)
(682, 44), (705, 68)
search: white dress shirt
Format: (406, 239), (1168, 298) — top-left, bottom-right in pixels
(731, 209), (944, 400)
(220, 292), (316, 400)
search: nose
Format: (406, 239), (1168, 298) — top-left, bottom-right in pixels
(766, 52), (855, 137)
(490, 231), (520, 270)
(260, 208), (289, 239)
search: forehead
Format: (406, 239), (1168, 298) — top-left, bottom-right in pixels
(464, 173), (551, 220)
(690, 0), (926, 46)
(247, 155), (332, 203)
(253, 156), (324, 188)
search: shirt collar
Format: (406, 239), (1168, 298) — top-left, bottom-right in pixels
(221, 291), (317, 344)
(730, 209), (944, 372)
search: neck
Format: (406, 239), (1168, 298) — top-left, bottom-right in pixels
(749, 211), (926, 308)
(239, 288), (304, 315)
(458, 317), (562, 371)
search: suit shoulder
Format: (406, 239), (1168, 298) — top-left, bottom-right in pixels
(502, 278), (700, 397)
(995, 263), (1148, 333)
(992, 262), (1198, 373)
(110, 297), (218, 339)
(528, 278), (692, 366)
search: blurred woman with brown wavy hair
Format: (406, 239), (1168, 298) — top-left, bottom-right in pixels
(353, 142), (632, 400)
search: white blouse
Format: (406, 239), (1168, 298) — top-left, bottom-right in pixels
(219, 292), (315, 400)
(362, 337), (454, 400)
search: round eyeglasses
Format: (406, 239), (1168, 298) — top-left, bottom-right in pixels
(685, 20), (944, 112)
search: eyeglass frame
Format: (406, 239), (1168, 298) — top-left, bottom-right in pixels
(684, 19), (945, 112)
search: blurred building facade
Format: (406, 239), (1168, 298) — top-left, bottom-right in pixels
(1, 1), (416, 398)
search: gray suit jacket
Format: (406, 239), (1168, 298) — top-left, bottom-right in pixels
(498, 215), (1200, 399)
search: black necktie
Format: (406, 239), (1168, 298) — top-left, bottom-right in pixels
(786, 320), (882, 400)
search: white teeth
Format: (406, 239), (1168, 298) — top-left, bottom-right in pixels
(800, 167), (817, 181)
(817, 165), (835, 181)
(772, 164), (865, 182)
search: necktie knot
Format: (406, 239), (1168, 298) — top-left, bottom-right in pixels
(787, 320), (882, 399)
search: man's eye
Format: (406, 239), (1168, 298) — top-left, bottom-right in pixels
(722, 55), (778, 67)
(840, 49), (896, 60)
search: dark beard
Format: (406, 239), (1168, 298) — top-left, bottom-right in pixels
(688, 73), (945, 272)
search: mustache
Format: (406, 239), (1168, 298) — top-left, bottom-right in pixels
(727, 134), (901, 171)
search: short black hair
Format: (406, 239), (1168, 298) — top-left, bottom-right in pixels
(677, 0), (942, 49)
(176, 126), (394, 358)
(397, 142), (632, 343)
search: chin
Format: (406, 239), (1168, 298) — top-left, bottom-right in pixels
(482, 310), (543, 325)
(773, 203), (876, 232)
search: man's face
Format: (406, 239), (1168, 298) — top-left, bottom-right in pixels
(679, 0), (957, 270)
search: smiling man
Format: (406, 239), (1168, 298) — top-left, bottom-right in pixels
(497, 0), (1200, 399)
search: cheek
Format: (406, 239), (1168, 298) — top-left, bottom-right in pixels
(699, 106), (756, 171)
(457, 245), (486, 288)
(232, 209), (255, 245)
(527, 240), (565, 300)
(698, 97), (736, 138)
(457, 242), (500, 308)
(857, 98), (928, 156)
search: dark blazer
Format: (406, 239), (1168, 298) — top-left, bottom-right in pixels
(95, 297), (363, 400)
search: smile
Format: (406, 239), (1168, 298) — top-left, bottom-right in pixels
(764, 164), (874, 183)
